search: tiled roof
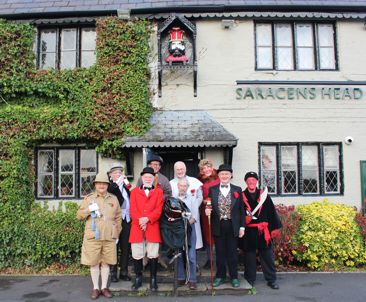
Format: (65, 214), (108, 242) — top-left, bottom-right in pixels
(122, 110), (238, 148)
(1, 1), (366, 18)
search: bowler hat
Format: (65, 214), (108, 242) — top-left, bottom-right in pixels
(217, 164), (233, 174)
(244, 171), (259, 181)
(147, 154), (164, 165)
(109, 162), (124, 173)
(93, 173), (110, 184)
(140, 166), (156, 176)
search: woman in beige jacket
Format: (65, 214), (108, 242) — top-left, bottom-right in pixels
(77, 173), (122, 300)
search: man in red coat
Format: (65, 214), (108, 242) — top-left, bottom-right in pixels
(129, 167), (164, 291)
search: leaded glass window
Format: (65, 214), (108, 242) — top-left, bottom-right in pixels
(37, 26), (96, 70)
(255, 22), (337, 71)
(36, 147), (97, 199)
(259, 143), (342, 196)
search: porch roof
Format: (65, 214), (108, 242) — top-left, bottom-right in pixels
(122, 110), (237, 148)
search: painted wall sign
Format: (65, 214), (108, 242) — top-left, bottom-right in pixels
(236, 87), (364, 100)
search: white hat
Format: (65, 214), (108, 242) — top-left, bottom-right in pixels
(109, 162), (124, 173)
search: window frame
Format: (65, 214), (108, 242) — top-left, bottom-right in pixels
(258, 142), (343, 196)
(255, 21), (338, 71)
(35, 147), (98, 200)
(36, 24), (96, 70)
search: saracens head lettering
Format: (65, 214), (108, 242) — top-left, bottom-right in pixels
(236, 87), (363, 100)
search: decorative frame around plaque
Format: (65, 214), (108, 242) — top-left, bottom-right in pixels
(158, 14), (197, 97)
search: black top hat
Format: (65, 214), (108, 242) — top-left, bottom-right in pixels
(244, 171), (259, 181)
(147, 154), (163, 165)
(140, 166), (156, 176)
(217, 164), (233, 174)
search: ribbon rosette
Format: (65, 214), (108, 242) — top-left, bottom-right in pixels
(190, 188), (195, 196)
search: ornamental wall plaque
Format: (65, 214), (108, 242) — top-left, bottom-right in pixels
(158, 14), (197, 97)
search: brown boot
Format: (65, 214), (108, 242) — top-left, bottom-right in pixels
(90, 289), (100, 300)
(101, 288), (113, 298)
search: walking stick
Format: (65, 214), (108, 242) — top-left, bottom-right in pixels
(206, 198), (214, 295)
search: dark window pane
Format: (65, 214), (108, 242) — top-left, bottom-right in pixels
(80, 175), (95, 196)
(281, 146), (298, 194)
(302, 145), (319, 194)
(60, 174), (74, 196)
(38, 174), (54, 197)
(261, 146), (277, 194)
(283, 171), (297, 193)
(325, 171), (338, 193)
(80, 149), (97, 197)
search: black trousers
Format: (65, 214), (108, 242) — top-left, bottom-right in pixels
(118, 219), (131, 274)
(214, 220), (238, 279)
(244, 246), (276, 285)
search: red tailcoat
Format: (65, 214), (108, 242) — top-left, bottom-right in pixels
(129, 186), (164, 243)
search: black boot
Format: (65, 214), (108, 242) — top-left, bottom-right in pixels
(110, 265), (119, 283)
(119, 268), (131, 281)
(149, 258), (158, 291)
(131, 259), (143, 290)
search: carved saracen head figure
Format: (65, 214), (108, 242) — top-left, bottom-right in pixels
(166, 27), (189, 63)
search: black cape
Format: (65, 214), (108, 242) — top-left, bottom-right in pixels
(241, 188), (282, 251)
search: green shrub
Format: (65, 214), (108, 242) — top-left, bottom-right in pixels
(0, 202), (84, 269)
(293, 200), (366, 270)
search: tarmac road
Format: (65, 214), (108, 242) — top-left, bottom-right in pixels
(0, 272), (365, 302)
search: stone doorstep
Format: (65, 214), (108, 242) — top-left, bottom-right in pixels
(110, 277), (252, 297)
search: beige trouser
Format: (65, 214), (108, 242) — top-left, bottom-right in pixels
(131, 241), (159, 260)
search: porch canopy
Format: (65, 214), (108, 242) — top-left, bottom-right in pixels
(122, 110), (237, 148)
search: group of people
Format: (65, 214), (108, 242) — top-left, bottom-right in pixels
(77, 155), (282, 299)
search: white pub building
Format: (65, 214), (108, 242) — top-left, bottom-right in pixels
(2, 0), (366, 211)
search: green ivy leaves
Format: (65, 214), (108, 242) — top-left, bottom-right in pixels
(0, 17), (152, 269)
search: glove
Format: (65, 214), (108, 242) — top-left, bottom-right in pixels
(89, 203), (99, 212)
(115, 176), (123, 186)
(123, 178), (132, 190)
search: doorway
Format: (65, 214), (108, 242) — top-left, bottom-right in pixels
(151, 148), (203, 180)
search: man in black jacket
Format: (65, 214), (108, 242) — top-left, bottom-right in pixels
(242, 171), (282, 290)
(205, 164), (245, 288)
(107, 163), (132, 282)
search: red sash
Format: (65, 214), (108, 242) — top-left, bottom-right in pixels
(247, 222), (271, 245)
(242, 190), (264, 224)
(243, 190), (271, 245)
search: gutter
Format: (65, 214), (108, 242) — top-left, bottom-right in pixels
(1, 4), (366, 20)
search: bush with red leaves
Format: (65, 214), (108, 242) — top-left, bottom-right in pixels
(355, 212), (366, 242)
(272, 204), (302, 265)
